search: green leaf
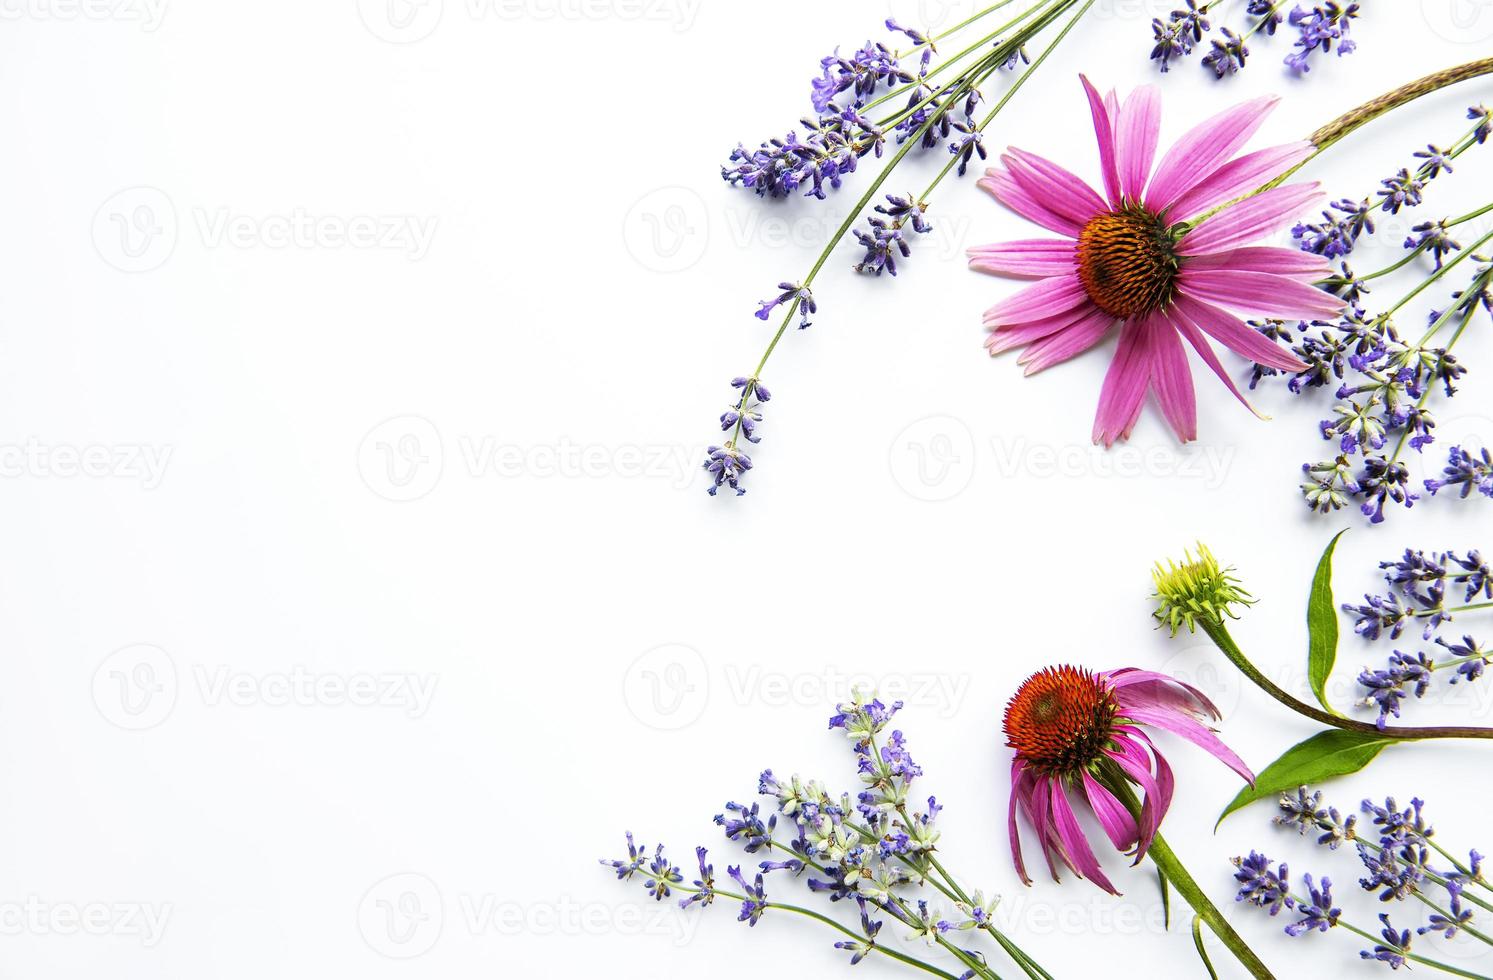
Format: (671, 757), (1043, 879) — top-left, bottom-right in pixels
(1191, 916), (1220, 980)
(1157, 866), (1170, 930)
(1216, 728), (1400, 827)
(1307, 530), (1348, 716)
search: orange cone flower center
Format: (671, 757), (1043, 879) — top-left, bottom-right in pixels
(1076, 207), (1179, 320)
(1003, 666), (1118, 776)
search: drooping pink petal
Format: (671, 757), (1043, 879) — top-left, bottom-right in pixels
(1092, 316), (1155, 447)
(984, 274), (1091, 326)
(1005, 148), (1107, 223)
(1173, 294), (1308, 372)
(1106, 730), (1164, 852)
(1179, 268), (1345, 318)
(1176, 183), (1322, 256)
(1048, 779), (1119, 894)
(1009, 758), (1034, 885)
(986, 302), (1103, 355)
(1114, 85), (1160, 203)
(1184, 246), (1332, 281)
(1079, 75), (1121, 207)
(1081, 770), (1139, 853)
(1145, 96), (1280, 212)
(978, 167), (1085, 238)
(1121, 704), (1256, 785)
(1107, 668), (1222, 719)
(1016, 307), (1117, 374)
(968, 238), (1078, 278)
(1027, 771), (1066, 879)
(1148, 318), (1197, 443)
(1168, 141), (1314, 221)
(1167, 303), (1266, 417)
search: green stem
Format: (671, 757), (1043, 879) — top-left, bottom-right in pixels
(1306, 58), (1493, 165)
(1200, 619), (1493, 740)
(672, 882), (961, 979)
(1103, 774), (1275, 979)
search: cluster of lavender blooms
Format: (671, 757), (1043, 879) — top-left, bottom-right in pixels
(1246, 106), (1493, 523)
(1233, 788), (1489, 973)
(1150, 1), (1359, 78)
(601, 692), (1039, 980)
(722, 18), (1021, 282)
(704, 376), (770, 496)
(705, 11), (1051, 498)
(1341, 549), (1492, 728)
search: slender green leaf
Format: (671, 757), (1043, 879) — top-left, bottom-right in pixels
(1191, 915), (1220, 980)
(1307, 530), (1348, 715)
(1157, 866), (1170, 930)
(1216, 729), (1400, 827)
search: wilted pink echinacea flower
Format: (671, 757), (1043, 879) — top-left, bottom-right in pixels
(1003, 666), (1254, 895)
(970, 77), (1344, 446)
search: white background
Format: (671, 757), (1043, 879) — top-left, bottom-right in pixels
(2, 1), (1493, 977)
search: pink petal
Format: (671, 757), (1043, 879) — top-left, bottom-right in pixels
(1106, 731), (1164, 854)
(1168, 141), (1314, 221)
(1079, 75), (1121, 208)
(1005, 148), (1107, 222)
(968, 238), (1078, 279)
(1114, 86), (1161, 203)
(984, 274), (1091, 326)
(1145, 96), (1280, 212)
(1092, 317), (1153, 447)
(1048, 778), (1119, 894)
(1122, 705), (1255, 785)
(1107, 668), (1222, 719)
(1177, 183), (1322, 256)
(1016, 307), (1117, 374)
(1009, 758), (1033, 886)
(1027, 771), (1066, 879)
(1167, 304), (1264, 417)
(1081, 770), (1139, 853)
(1173, 294), (1309, 372)
(1179, 268), (1346, 318)
(987, 302), (1102, 355)
(978, 167), (1084, 238)
(1149, 316), (1197, 443)
(1184, 246), (1332, 281)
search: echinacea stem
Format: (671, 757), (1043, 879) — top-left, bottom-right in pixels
(1102, 776), (1276, 979)
(1199, 618), (1493, 741)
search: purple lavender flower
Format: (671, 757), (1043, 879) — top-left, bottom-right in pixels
(644, 844), (683, 901)
(728, 865), (768, 925)
(1201, 27), (1248, 78)
(1150, 1), (1210, 71)
(1234, 851), (1292, 914)
(1377, 169), (1426, 214)
(1247, 0), (1285, 34)
(1425, 445), (1493, 499)
(1285, 874), (1340, 935)
(755, 282), (817, 330)
(715, 800), (776, 852)
(703, 445), (752, 496)
(601, 831), (649, 880)
(1362, 914), (1412, 969)
(1405, 219), (1460, 268)
(1357, 651), (1433, 729)
(1357, 455), (1417, 524)
(1285, 3), (1359, 74)
(679, 846), (716, 909)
